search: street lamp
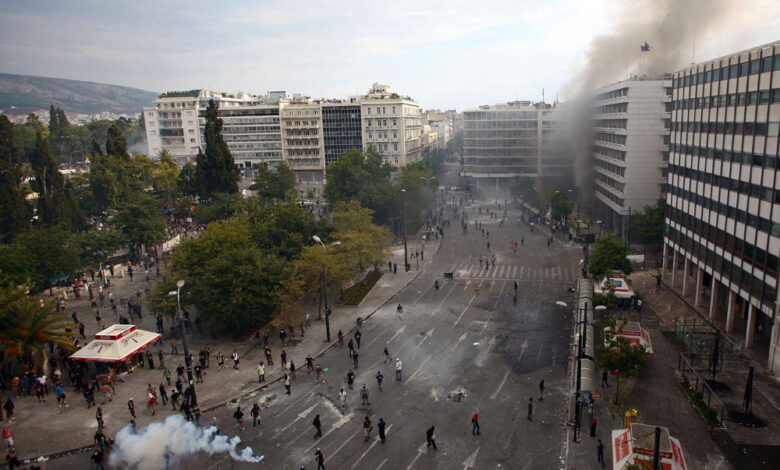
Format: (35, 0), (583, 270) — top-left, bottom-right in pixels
(169, 280), (197, 408)
(401, 189), (408, 272)
(313, 236), (340, 342)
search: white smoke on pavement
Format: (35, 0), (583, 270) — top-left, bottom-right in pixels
(109, 415), (263, 470)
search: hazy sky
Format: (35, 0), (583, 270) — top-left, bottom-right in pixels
(1, 0), (779, 110)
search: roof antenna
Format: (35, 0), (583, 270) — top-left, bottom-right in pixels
(691, 33), (696, 65)
(542, 88), (545, 103)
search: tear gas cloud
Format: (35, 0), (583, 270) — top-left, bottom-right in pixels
(109, 415), (263, 470)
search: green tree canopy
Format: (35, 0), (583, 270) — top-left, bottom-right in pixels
(630, 198), (666, 245)
(589, 233), (633, 278)
(0, 226), (80, 290)
(28, 130), (84, 229)
(550, 191), (573, 222)
(105, 123), (130, 160)
(597, 315), (648, 404)
(250, 162), (296, 203)
(195, 99), (239, 197)
(0, 116), (31, 242)
(112, 193), (166, 257)
(510, 176), (537, 207)
(193, 192), (247, 225)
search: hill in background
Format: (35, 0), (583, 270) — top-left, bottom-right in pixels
(0, 73), (157, 115)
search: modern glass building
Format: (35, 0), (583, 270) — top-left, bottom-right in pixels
(322, 102), (363, 165)
(663, 40), (780, 373)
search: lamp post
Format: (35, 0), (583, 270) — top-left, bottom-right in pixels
(313, 236), (340, 342)
(401, 189), (408, 272)
(170, 280), (197, 408)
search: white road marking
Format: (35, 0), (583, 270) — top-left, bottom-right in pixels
(519, 266), (525, 278)
(490, 370), (510, 400)
(277, 403), (317, 435)
(431, 282), (458, 314)
(454, 295), (477, 327)
(511, 265), (517, 277)
(274, 393), (314, 418)
(518, 339), (528, 364)
(328, 427), (361, 460)
(416, 328), (435, 348)
(407, 356), (433, 383)
(350, 423), (393, 469)
(462, 447), (480, 469)
(303, 411), (351, 453)
(503, 407), (524, 449)
(376, 458), (389, 470)
(449, 332), (468, 352)
(406, 443), (428, 470)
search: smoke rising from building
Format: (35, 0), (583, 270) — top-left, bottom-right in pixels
(562, 0), (732, 205)
(109, 415), (263, 470)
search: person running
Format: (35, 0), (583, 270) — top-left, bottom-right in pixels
(233, 406), (245, 431)
(362, 416), (373, 442)
(284, 374), (291, 395)
(249, 403), (261, 427)
(360, 384), (370, 405)
(312, 414), (322, 438)
(395, 359), (403, 381)
(339, 388), (348, 409)
(376, 371), (384, 392)
(347, 370), (355, 390)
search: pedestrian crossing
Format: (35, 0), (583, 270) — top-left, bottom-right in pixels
(449, 263), (577, 281)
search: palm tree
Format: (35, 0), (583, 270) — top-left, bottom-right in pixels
(0, 290), (74, 374)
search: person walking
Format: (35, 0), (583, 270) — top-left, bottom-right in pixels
(312, 414), (322, 438)
(362, 416), (373, 442)
(95, 407), (104, 430)
(164, 368), (171, 387)
(602, 370), (609, 388)
(352, 352), (359, 369)
(339, 388), (348, 409)
(347, 339), (355, 357)
(597, 439), (605, 467)
(290, 360), (296, 380)
(471, 413), (480, 435)
(315, 364), (324, 383)
(383, 347), (390, 363)
(426, 426), (437, 450)
(257, 362), (265, 383)
(346, 370), (355, 390)
(284, 374), (291, 395)
(377, 418), (386, 444)
(395, 358), (403, 381)
(128, 398), (136, 418)
(90, 448), (105, 470)
(360, 384), (370, 405)
(315, 448), (325, 470)
(231, 350), (240, 369)
(264, 347), (273, 366)
(538, 380), (544, 401)
(159, 383), (168, 406)
(527, 397), (533, 421)
(636, 298), (643, 313)
(337, 330), (343, 348)
(281, 350), (288, 369)
(251, 404), (261, 427)
(354, 330), (362, 349)
(375, 371), (384, 392)
(306, 355), (314, 374)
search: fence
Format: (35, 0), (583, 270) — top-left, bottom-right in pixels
(675, 317), (741, 357)
(677, 352), (727, 427)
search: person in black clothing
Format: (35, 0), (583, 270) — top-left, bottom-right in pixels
(314, 449), (325, 470)
(426, 426), (437, 450)
(377, 418), (386, 443)
(312, 414), (322, 438)
(354, 330), (362, 349)
(90, 449), (105, 470)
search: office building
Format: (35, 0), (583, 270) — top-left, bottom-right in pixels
(280, 100), (325, 182)
(322, 101), (363, 166)
(592, 77), (673, 237)
(462, 100), (567, 190)
(662, 40), (780, 373)
(360, 83), (423, 167)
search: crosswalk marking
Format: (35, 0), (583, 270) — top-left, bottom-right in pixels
(443, 264), (575, 281)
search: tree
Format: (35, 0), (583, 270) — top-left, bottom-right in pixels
(177, 162), (199, 197)
(105, 123), (129, 160)
(248, 203), (324, 261)
(152, 150), (180, 206)
(323, 149), (369, 204)
(48, 105), (59, 137)
(331, 201), (392, 275)
(630, 199), (665, 245)
(550, 192), (573, 223)
(113, 194), (166, 259)
(250, 162), (296, 203)
(589, 233), (633, 278)
(0, 226), (80, 290)
(192, 192), (246, 224)
(0, 116), (31, 242)
(195, 99), (239, 197)
(0, 281), (73, 373)
(597, 315), (648, 404)
(77, 229), (122, 269)
(28, 130), (84, 229)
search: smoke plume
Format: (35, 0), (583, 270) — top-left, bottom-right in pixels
(562, 0), (732, 206)
(109, 415), (263, 470)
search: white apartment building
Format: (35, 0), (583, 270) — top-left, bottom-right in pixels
(663, 41), (780, 373)
(360, 83), (422, 167)
(280, 101), (325, 182)
(145, 90), (283, 169)
(591, 77), (673, 237)
(430, 120), (451, 148)
(462, 101), (567, 191)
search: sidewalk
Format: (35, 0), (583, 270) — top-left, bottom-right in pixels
(11, 240), (437, 463)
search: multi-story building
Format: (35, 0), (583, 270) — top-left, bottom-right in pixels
(662, 40), (780, 373)
(360, 83), (422, 167)
(322, 100), (363, 166)
(591, 77), (673, 237)
(462, 100), (567, 190)
(145, 90), (282, 169)
(279, 100), (325, 182)
(430, 120), (451, 148)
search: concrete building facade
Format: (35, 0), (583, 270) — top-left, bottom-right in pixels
(662, 40), (780, 373)
(360, 83), (422, 167)
(280, 101), (325, 182)
(462, 101), (567, 190)
(592, 77), (673, 237)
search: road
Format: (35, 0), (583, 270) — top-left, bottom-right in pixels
(45, 163), (581, 470)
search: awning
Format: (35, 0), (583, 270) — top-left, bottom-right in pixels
(69, 324), (161, 363)
(612, 423), (688, 470)
(605, 321), (654, 355)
